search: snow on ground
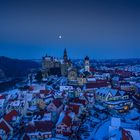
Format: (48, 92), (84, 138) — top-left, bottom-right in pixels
(89, 120), (110, 140)
(124, 108), (140, 120)
(87, 107), (140, 140)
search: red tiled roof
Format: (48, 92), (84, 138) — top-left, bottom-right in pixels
(90, 68), (96, 72)
(40, 90), (51, 94)
(35, 121), (53, 132)
(25, 124), (36, 133)
(53, 99), (62, 108)
(122, 129), (133, 140)
(73, 98), (86, 105)
(28, 86), (34, 91)
(62, 115), (72, 127)
(4, 110), (18, 122)
(0, 120), (11, 134)
(86, 80), (108, 89)
(68, 104), (80, 115)
(25, 121), (53, 133)
(115, 70), (132, 77)
(0, 95), (5, 99)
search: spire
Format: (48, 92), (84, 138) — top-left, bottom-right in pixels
(84, 56), (90, 72)
(85, 56), (89, 61)
(63, 48), (68, 62)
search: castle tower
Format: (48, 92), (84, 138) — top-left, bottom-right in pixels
(84, 56), (90, 72)
(63, 48), (68, 62)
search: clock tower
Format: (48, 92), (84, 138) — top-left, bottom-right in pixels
(84, 56), (90, 72)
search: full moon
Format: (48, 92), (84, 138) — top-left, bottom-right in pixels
(59, 35), (62, 39)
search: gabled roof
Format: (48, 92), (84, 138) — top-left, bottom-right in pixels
(25, 123), (36, 133)
(40, 90), (53, 94)
(96, 87), (126, 97)
(25, 121), (53, 133)
(62, 115), (72, 127)
(86, 82), (108, 89)
(35, 121), (53, 132)
(4, 110), (18, 122)
(73, 98), (87, 105)
(0, 119), (12, 134)
(90, 67), (96, 72)
(52, 99), (62, 108)
(68, 104), (80, 115)
(0, 95), (5, 99)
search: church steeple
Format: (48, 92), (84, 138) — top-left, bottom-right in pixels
(63, 48), (68, 62)
(84, 56), (90, 72)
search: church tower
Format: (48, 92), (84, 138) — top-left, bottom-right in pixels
(63, 48), (68, 62)
(84, 56), (90, 72)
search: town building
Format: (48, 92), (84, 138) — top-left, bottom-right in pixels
(42, 48), (72, 77)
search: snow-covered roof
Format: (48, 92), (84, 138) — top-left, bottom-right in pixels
(26, 94), (33, 102)
(0, 99), (5, 107)
(11, 100), (20, 107)
(56, 111), (65, 126)
(96, 87), (125, 97)
(124, 128), (140, 140)
(87, 78), (96, 82)
(111, 117), (121, 128)
(105, 99), (131, 105)
(60, 86), (73, 91)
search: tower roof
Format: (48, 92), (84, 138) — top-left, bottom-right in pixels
(85, 56), (89, 60)
(63, 48), (68, 62)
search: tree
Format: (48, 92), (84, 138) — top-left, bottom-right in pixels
(35, 71), (43, 83)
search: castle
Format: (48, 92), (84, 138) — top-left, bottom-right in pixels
(42, 49), (72, 77)
(42, 49), (92, 86)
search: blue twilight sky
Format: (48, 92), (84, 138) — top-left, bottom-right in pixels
(0, 0), (140, 59)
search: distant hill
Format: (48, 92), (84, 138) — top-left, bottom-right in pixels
(0, 56), (41, 78)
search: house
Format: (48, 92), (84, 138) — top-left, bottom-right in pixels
(132, 83), (140, 108)
(95, 87), (129, 102)
(109, 117), (140, 140)
(73, 97), (88, 106)
(60, 86), (74, 92)
(95, 87), (133, 113)
(6, 99), (29, 116)
(68, 68), (77, 81)
(84, 91), (95, 105)
(68, 103), (83, 116)
(25, 120), (53, 139)
(0, 118), (13, 139)
(56, 111), (75, 136)
(37, 99), (46, 109)
(86, 79), (109, 90)
(134, 83), (140, 97)
(77, 77), (87, 86)
(47, 99), (63, 114)
(120, 82), (134, 92)
(56, 115), (72, 136)
(33, 110), (52, 121)
(4, 110), (20, 128)
(38, 90), (55, 105)
(115, 70), (132, 78)
(44, 95), (54, 105)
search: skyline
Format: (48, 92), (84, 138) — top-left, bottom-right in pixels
(0, 0), (140, 59)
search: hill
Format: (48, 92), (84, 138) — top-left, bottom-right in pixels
(0, 56), (41, 78)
